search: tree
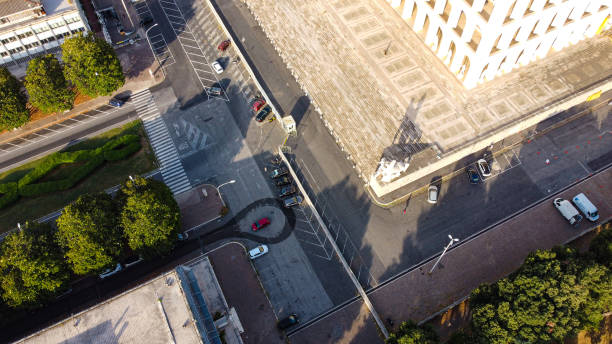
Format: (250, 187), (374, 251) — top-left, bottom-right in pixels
(119, 176), (180, 260)
(25, 54), (74, 113)
(61, 33), (125, 97)
(0, 222), (69, 308)
(470, 248), (592, 344)
(386, 321), (439, 344)
(0, 67), (29, 130)
(56, 193), (123, 275)
(590, 229), (612, 267)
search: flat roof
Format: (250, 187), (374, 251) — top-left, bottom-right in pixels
(17, 271), (202, 344)
(43, 0), (74, 16)
(0, 0), (42, 19)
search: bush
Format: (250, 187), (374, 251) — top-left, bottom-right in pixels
(102, 135), (141, 161)
(0, 182), (18, 209)
(386, 321), (439, 344)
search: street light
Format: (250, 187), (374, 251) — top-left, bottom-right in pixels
(216, 180), (236, 207)
(429, 234), (459, 274)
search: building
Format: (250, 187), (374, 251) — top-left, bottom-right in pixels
(0, 0), (89, 71)
(386, 0), (610, 88)
(16, 256), (244, 344)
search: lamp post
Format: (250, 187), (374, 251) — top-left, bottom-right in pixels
(216, 180), (236, 207)
(429, 235), (459, 274)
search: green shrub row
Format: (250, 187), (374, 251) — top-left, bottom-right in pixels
(0, 134), (141, 208)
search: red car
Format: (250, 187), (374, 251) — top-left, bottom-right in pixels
(217, 40), (231, 51)
(251, 217), (271, 231)
(252, 99), (266, 112)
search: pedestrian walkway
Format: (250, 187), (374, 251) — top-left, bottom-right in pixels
(132, 89), (191, 195)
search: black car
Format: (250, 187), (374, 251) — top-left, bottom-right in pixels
(466, 167), (480, 184)
(109, 94), (130, 107)
(269, 167), (288, 179)
(255, 105), (272, 122)
(275, 176), (291, 186)
(277, 314), (299, 330)
(279, 185), (296, 197)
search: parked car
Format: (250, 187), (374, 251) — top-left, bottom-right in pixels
(553, 198), (582, 226)
(209, 86), (222, 96)
(275, 176), (291, 186)
(283, 195), (303, 208)
(477, 159), (491, 177)
(279, 185), (296, 197)
(99, 263), (123, 279)
(255, 105), (272, 122)
(217, 39), (231, 51)
(466, 167), (480, 184)
(277, 314), (299, 330)
(178, 232), (189, 241)
(211, 60), (224, 74)
(269, 167), (288, 179)
(251, 217), (271, 231)
(248, 245), (268, 259)
(427, 185), (439, 204)
(572, 193), (599, 222)
(251, 98), (266, 112)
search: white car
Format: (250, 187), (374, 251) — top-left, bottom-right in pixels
(99, 263), (123, 279)
(477, 159), (491, 177)
(248, 245), (269, 260)
(427, 185), (439, 204)
(211, 60), (224, 74)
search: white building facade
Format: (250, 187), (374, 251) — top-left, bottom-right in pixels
(0, 0), (89, 68)
(386, 0), (611, 88)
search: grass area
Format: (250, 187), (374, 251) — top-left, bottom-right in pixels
(0, 120), (157, 233)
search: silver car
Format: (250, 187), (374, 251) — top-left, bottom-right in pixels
(427, 185), (439, 204)
(248, 245), (269, 259)
(212, 60), (224, 74)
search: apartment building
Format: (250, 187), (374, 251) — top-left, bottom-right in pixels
(0, 0), (89, 68)
(386, 0), (611, 88)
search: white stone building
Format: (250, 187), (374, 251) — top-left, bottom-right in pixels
(0, 0), (89, 69)
(386, 0), (611, 88)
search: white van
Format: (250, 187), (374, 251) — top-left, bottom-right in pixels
(572, 193), (599, 222)
(553, 198), (582, 226)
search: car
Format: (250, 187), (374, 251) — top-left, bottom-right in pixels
(178, 232), (189, 241)
(251, 98), (266, 112)
(209, 86), (222, 96)
(99, 263), (123, 279)
(277, 314), (299, 330)
(251, 217), (271, 231)
(269, 167), (288, 179)
(477, 159), (491, 177)
(572, 193), (599, 222)
(466, 167), (480, 184)
(553, 198), (582, 226)
(217, 39), (231, 51)
(275, 176), (291, 186)
(283, 195), (303, 208)
(279, 185), (296, 197)
(248, 245), (268, 259)
(427, 185), (439, 204)
(108, 97), (125, 107)
(255, 105), (272, 122)
(211, 60), (224, 74)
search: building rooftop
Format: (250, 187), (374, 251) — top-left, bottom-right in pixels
(0, 0), (42, 19)
(17, 271), (202, 344)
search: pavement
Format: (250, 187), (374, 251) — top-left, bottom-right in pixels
(175, 184), (224, 231)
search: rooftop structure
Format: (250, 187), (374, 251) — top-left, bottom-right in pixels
(242, 0), (612, 197)
(17, 257), (243, 344)
(388, 0), (610, 88)
(0, 0), (88, 73)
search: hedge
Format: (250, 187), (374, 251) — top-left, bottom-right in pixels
(0, 134), (142, 208)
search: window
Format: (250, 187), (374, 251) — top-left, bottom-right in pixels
(1, 38), (9, 44)
(8, 36), (16, 42)
(0, 52), (8, 57)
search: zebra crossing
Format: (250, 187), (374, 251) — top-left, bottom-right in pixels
(131, 89), (191, 195)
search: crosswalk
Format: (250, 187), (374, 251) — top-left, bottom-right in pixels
(131, 89), (191, 195)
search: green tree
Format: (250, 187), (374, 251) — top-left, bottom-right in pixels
(56, 193), (123, 275)
(386, 321), (439, 344)
(590, 229), (612, 267)
(25, 54), (74, 113)
(61, 33), (125, 97)
(0, 67), (29, 130)
(0, 222), (69, 308)
(119, 176), (180, 260)
(470, 248), (592, 344)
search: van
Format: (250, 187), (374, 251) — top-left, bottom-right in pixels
(553, 198), (582, 226)
(572, 193), (599, 222)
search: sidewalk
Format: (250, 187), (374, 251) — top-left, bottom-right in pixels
(0, 40), (163, 146)
(368, 167), (612, 333)
(176, 184), (224, 231)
